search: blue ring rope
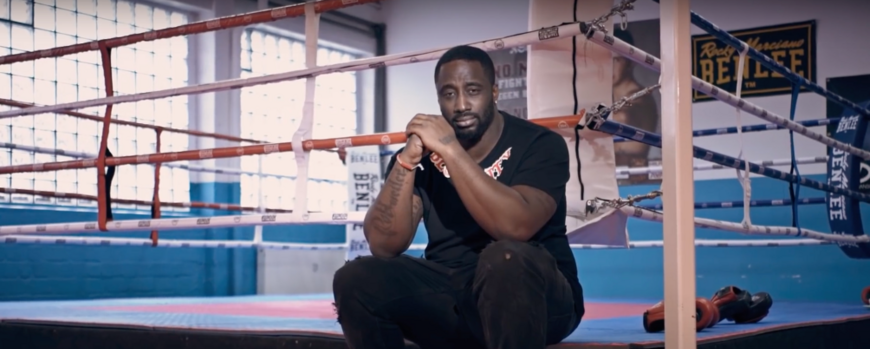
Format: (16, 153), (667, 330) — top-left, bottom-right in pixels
(378, 118), (839, 157)
(588, 117), (870, 204)
(638, 197), (824, 210)
(649, 0), (870, 119)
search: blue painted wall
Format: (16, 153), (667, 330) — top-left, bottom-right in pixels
(2, 175), (869, 304)
(576, 174), (870, 303)
(402, 174), (870, 303)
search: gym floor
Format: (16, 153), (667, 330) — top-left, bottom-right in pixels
(1, 293), (868, 349)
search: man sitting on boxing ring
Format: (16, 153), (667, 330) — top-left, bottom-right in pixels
(332, 45), (584, 349)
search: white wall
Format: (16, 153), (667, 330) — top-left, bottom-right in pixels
(381, 0), (870, 180)
(381, 0), (530, 135)
(146, 0), (381, 183)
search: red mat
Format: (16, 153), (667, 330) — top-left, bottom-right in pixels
(91, 300), (653, 320)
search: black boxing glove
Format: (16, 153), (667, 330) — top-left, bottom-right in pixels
(733, 291), (773, 324)
(711, 285), (752, 323)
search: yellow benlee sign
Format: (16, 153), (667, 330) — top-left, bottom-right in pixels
(692, 20), (816, 102)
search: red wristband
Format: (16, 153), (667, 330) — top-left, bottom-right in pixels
(396, 154), (422, 171)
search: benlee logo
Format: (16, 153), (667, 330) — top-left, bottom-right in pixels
(332, 213), (348, 221)
(430, 147), (512, 180)
(196, 218), (211, 225)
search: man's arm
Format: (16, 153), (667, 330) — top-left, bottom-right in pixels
(440, 132), (569, 241)
(363, 151), (424, 258)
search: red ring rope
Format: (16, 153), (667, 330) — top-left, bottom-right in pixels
(0, 187), (293, 213)
(0, 99), (267, 144)
(0, 0), (379, 66)
(0, 114), (584, 175)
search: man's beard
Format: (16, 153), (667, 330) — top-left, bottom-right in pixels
(452, 101), (495, 144)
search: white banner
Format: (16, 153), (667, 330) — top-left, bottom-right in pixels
(528, 0), (626, 246)
(345, 147), (383, 260)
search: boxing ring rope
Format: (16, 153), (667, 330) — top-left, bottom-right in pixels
(574, 66), (869, 245)
(637, 197), (825, 211)
(578, 23), (870, 161)
(0, 142), (339, 184)
(0, 1), (862, 248)
(0, 99), (268, 145)
(0, 23), (589, 119)
(616, 156), (826, 176)
(0, 235), (828, 250)
(653, 0), (870, 118)
(618, 204), (865, 244)
(612, 118), (839, 143)
(2, 140), (825, 182)
(0, 0), (379, 66)
(1, 187), (294, 214)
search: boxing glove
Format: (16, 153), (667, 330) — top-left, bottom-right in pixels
(642, 297), (718, 333)
(711, 285), (752, 323)
(733, 291), (773, 324)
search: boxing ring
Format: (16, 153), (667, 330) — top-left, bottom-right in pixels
(1, 0), (869, 348)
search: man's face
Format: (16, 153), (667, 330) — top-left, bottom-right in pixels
(435, 59), (497, 143)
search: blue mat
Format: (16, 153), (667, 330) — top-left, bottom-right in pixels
(0, 294), (867, 345)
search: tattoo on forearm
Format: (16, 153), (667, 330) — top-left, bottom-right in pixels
(411, 196), (422, 220)
(369, 167), (407, 236)
(439, 135), (456, 145)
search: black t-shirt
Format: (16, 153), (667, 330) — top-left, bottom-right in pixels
(385, 111), (584, 317)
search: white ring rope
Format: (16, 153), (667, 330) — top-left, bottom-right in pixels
(0, 236), (830, 250)
(0, 4), (857, 250)
(0, 23), (587, 120)
(616, 156), (827, 176)
(0, 211), (365, 236)
(619, 205), (869, 244)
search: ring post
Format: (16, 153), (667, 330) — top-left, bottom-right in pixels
(660, 0), (697, 347)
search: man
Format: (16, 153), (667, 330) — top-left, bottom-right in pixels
(332, 45), (584, 349)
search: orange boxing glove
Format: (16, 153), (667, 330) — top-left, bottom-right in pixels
(642, 298), (718, 333)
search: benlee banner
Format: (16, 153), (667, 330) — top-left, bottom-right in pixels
(692, 20), (816, 102)
(345, 148), (382, 261)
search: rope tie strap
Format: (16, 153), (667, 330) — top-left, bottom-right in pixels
(732, 43), (752, 229)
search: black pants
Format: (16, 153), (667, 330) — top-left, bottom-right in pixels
(332, 240), (580, 349)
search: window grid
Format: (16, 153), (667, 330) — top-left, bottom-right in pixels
(239, 28), (358, 213)
(0, 0), (191, 211)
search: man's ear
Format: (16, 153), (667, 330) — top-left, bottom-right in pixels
(492, 84), (499, 102)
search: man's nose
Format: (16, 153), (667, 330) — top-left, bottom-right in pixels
(454, 93), (471, 113)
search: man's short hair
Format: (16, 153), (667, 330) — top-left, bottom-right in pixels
(434, 45), (496, 86)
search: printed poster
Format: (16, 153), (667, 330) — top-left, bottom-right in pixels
(490, 45), (528, 120)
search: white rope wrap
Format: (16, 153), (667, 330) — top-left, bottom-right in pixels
(733, 43), (752, 229)
(291, 2), (320, 218)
